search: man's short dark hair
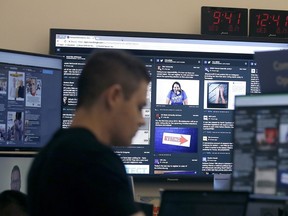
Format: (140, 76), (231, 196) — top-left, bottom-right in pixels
(77, 50), (151, 108)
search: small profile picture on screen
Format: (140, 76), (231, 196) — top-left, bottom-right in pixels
(63, 96), (68, 106)
(207, 82), (229, 109)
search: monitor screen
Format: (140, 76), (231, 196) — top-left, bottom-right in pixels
(0, 154), (35, 194)
(49, 28), (288, 181)
(0, 49), (63, 151)
(232, 94), (288, 198)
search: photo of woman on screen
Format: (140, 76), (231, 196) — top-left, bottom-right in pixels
(166, 81), (188, 105)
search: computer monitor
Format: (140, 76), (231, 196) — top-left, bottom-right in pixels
(0, 154), (35, 194)
(0, 49), (63, 151)
(50, 28), (288, 181)
(158, 190), (249, 216)
(232, 93), (288, 198)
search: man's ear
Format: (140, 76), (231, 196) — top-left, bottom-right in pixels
(104, 84), (123, 108)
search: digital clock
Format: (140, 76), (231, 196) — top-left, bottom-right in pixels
(201, 6), (248, 36)
(249, 9), (288, 38)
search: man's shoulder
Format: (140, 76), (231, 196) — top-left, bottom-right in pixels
(53, 128), (94, 140)
(30, 128), (121, 174)
(46, 128), (106, 151)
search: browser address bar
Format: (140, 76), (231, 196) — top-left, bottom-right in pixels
(55, 38), (285, 54)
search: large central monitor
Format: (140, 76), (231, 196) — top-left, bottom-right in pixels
(49, 28), (288, 181)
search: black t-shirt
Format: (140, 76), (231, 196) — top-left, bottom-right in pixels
(28, 128), (139, 216)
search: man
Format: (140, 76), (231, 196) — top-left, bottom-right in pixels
(28, 78), (37, 96)
(27, 50), (150, 216)
(10, 165), (21, 191)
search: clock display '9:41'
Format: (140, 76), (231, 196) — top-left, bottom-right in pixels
(249, 9), (288, 38)
(201, 6), (248, 36)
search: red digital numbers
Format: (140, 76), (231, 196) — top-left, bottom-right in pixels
(272, 15), (280, 27)
(213, 11), (242, 25)
(201, 7), (248, 36)
(250, 9), (288, 37)
(237, 13), (242, 25)
(256, 13), (268, 27)
(224, 12), (233, 24)
(213, 11), (221, 24)
(256, 13), (281, 27)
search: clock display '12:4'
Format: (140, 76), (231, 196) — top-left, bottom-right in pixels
(249, 9), (288, 38)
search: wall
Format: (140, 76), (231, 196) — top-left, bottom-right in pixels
(0, 0), (287, 54)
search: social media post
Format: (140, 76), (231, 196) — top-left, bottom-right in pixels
(276, 159), (288, 194)
(254, 167), (277, 195)
(202, 111), (234, 132)
(201, 154), (233, 174)
(119, 149), (151, 174)
(155, 78), (200, 106)
(121, 155), (149, 165)
(233, 150), (254, 173)
(253, 155), (283, 195)
(156, 58), (201, 79)
(62, 77), (79, 114)
(63, 81), (78, 97)
(233, 111), (256, 146)
(156, 66), (200, 79)
(125, 164), (150, 175)
(154, 126), (198, 154)
(278, 114), (288, 144)
(250, 67), (261, 94)
(131, 116), (150, 145)
(277, 167), (288, 194)
(203, 80), (246, 110)
(204, 67), (249, 80)
(232, 149), (254, 192)
(155, 110), (199, 127)
(63, 55), (86, 78)
(278, 148), (288, 160)
(62, 110), (74, 129)
(202, 136), (233, 156)
(25, 75), (42, 107)
(8, 71), (25, 102)
(0, 124), (6, 142)
(0, 74), (8, 95)
(23, 110), (41, 144)
(154, 154), (198, 176)
(203, 58), (249, 76)
(6, 111), (25, 143)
